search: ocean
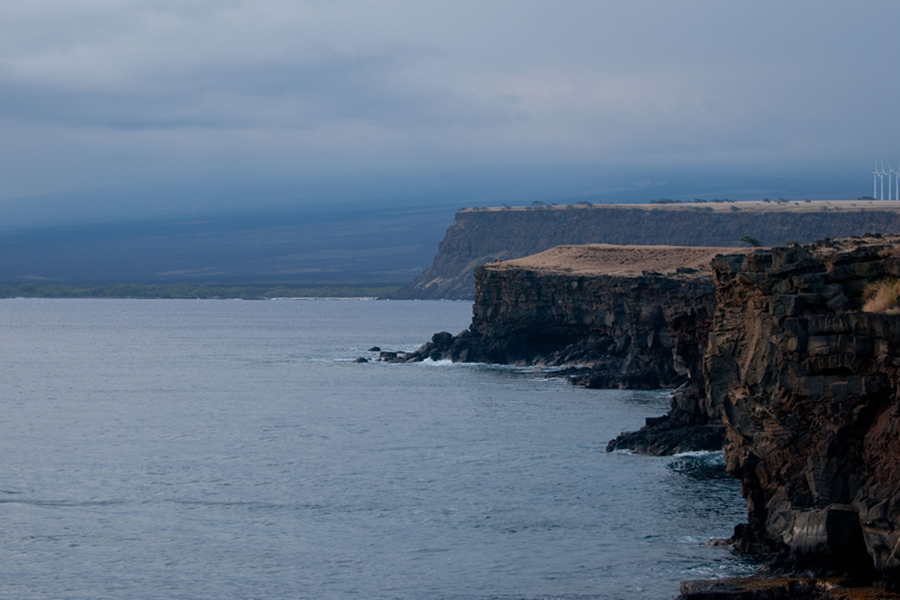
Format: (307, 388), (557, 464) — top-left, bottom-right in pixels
(0, 299), (754, 599)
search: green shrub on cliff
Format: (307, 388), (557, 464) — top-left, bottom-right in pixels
(863, 278), (900, 313)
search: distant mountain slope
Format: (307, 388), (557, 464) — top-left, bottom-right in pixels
(0, 205), (456, 285)
(394, 201), (900, 299)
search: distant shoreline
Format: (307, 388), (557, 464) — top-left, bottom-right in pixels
(0, 283), (403, 300)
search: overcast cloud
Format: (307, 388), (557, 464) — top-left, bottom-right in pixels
(1, 0), (898, 200)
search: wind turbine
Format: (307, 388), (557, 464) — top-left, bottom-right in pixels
(889, 163), (895, 201)
(875, 162), (880, 198)
(875, 162), (885, 199)
(890, 162), (897, 200)
(895, 166), (900, 200)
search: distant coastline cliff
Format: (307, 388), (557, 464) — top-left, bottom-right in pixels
(393, 202), (900, 300)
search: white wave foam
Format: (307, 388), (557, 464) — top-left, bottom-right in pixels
(671, 449), (724, 458)
(421, 358), (455, 366)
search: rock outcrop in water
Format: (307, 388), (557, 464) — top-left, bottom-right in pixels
(394, 202), (900, 300)
(703, 235), (900, 582)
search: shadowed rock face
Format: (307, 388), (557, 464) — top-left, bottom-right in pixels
(461, 267), (714, 388)
(385, 245), (722, 386)
(706, 235), (900, 578)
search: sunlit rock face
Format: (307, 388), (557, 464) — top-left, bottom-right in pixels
(706, 235), (900, 577)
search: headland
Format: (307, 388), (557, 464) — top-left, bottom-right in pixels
(395, 200), (900, 300)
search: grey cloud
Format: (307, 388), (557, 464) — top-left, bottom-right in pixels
(0, 49), (510, 131)
(2, 0), (900, 200)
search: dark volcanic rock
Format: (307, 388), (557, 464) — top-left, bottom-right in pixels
(430, 331), (453, 349)
(705, 235), (900, 579)
(381, 232), (900, 592)
(606, 382), (726, 455)
(383, 250), (719, 391)
(605, 419), (726, 455)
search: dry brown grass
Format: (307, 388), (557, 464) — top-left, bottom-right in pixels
(863, 278), (900, 313)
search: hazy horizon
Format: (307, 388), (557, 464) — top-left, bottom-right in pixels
(2, 1), (898, 286)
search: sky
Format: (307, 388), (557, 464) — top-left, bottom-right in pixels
(2, 0), (899, 206)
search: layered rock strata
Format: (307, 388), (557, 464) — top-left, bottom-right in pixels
(395, 202), (900, 300)
(704, 235), (900, 581)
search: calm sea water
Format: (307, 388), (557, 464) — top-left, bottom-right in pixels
(0, 299), (753, 600)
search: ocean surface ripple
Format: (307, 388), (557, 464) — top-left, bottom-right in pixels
(0, 299), (754, 599)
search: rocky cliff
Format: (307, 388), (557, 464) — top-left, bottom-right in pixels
(394, 202), (900, 300)
(704, 235), (900, 582)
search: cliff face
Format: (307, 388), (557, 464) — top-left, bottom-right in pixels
(706, 235), (900, 577)
(394, 204), (900, 300)
(458, 265), (714, 389)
